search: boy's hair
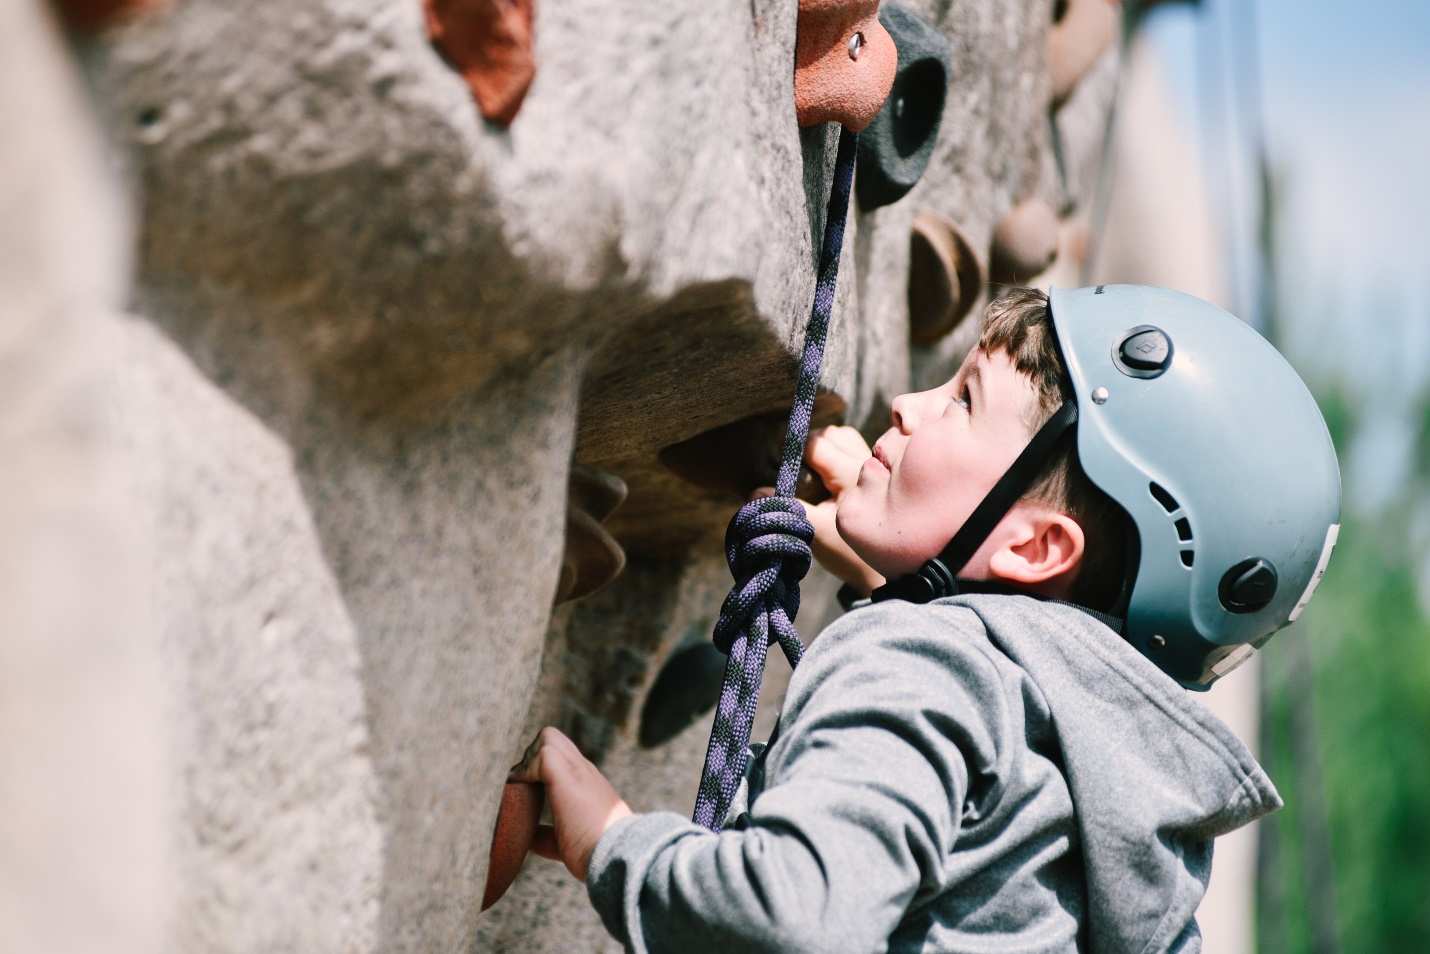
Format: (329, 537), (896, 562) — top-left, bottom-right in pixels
(977, 288), (1132, 611)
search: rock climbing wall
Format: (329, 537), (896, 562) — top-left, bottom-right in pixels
(6, 0), (1127, 951)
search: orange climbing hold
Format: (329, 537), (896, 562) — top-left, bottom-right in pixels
(794, 0), (897, 131)
(482, 782), (545, 911)
(424, 0), (536, 127)
(51, 0), (160, 32)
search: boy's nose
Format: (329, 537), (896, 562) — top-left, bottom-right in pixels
(890, 393), (918, 434)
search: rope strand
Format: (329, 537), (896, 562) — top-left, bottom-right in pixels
(693, 127), (859, 831)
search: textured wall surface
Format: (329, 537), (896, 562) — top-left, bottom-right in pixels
(7, 0), (1127, 950)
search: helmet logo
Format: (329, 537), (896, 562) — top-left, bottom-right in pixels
(1113, 325), (1173, 378)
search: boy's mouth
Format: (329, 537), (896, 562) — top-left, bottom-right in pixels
(872, 443), (893, 472)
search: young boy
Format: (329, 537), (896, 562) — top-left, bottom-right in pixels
(510, 285), (1341, 952)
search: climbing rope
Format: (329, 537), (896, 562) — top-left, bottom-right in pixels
(693, 127), (859, 831)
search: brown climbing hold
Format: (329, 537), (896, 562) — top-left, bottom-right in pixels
(659, 394), (848, 504)
(424, 0), (536, 127)
(989, 198), (1060, 285)
(908, 213), (984, 347)
(554, 465), (627, 605)
(482, 781), (544, 911)
(1048, 0), (1121, 107)
(51, 0), (159, 32)
(794, 0), (898, 131)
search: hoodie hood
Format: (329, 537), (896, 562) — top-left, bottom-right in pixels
(952, 593), (1282, 954)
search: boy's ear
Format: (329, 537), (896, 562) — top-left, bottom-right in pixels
(987, 508), (1085, 588)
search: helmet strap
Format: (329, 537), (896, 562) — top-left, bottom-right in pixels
(871, 400), (1079, 604)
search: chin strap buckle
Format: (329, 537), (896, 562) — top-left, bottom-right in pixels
(870, 557), (957, 604)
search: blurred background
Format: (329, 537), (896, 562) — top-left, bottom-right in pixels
(1137, 2), (1430, 950)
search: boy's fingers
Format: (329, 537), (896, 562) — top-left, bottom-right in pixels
(506, 747), (543, 783)
(508, 725), (578, 782)
(803, 498), (836, 534)
(804, 433), (848, 479)
(805, 457), (862, 501)
(538, 726), (587, 764)
(825, 425), (872, 457)
(530, 825), (560, 861)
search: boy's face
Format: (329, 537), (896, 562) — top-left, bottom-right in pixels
(836, 347), (1047, 578)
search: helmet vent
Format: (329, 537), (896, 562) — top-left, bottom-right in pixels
(1150, 483), (1196, 568)
(1149, 482), (1179, 513)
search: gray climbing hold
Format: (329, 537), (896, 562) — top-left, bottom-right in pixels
(639, 637), (728, 749)
(855, 4), (952, 211)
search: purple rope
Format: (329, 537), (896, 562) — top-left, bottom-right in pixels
(693, 127), (859, 831)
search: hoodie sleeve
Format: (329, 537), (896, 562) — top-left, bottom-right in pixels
(586, 601), (1009, 954)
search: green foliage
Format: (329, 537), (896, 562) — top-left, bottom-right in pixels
(1258, 419), (1430, 952)
(1413, 390), (1430, 477)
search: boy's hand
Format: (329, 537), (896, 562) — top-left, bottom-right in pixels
(755, 425), (885, 597)
(805, 424), (873, 500)
(507, 727), (632, 882)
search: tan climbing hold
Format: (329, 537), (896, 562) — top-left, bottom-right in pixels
(1048, 0), (1121, 106)
(482, 781), (544, 911)
(908, 213), (984, 346)
(51, 0), (160, 32)
(989, 198), (1060, 285)
(424, 0), (536, 127)
(554, 465), (627, 604)
(794, 0), (897, 131)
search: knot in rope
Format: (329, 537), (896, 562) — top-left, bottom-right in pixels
(711, 496), (813, 656)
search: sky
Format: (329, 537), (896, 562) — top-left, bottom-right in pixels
(1143, 0), (1430, 513)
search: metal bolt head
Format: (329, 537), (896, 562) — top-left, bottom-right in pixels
(1150, 634), (1167, 649)
(848, 31), (864, 60)
(1091, 386), (1110, 405)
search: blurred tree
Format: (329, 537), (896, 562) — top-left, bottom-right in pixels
(1260, 487), (1430, 953)
(1252, 91), (1430, 949)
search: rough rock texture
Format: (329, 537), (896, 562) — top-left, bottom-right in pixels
(6, 0), (1123, 949)
(116, 315), (385, 952)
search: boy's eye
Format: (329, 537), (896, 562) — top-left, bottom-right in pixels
(955, 386), (971, 412)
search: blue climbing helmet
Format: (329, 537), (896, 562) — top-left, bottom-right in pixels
(874, 284), (1341, 690)
(1049, 284), (1341, 688)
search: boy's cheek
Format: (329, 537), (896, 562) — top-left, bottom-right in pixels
(834, 501), (875, 560)
(833, 497), (855, 540)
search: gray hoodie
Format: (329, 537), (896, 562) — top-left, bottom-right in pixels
(587, 594), (1281, 953)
